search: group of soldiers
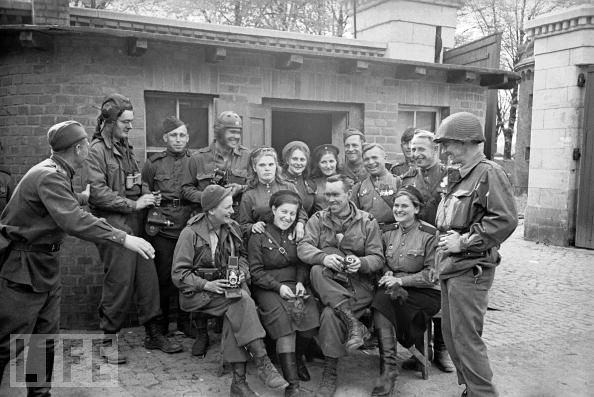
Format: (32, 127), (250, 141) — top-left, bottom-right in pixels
(0, 92), (518, 397)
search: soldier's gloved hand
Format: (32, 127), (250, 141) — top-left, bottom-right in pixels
(323, 254), (344, 272)
(123, 235), (155, 260)
(135, 193), (157, 210)
(251, 221), (266, 234)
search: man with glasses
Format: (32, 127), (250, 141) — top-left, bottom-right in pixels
(86, 94), (182, 365)
(180, 110), (251, 356)
(0, 121), (156, 396)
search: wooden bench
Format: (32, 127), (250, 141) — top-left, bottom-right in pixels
(406, 311), (441, 380)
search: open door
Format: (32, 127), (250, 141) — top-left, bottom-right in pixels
(576, 68), (594, 249)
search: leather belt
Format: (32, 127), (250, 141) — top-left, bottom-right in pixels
(161, 198), (190, 208)
(12, 242), (61, 253)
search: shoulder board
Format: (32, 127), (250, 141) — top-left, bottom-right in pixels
(314, 212), (322, 219)
(382, 223), (398, 232)
(197, 146), (211, 153)
(148, 151), (167, 162)
(237, 145), (249, 152)
(186, 214), (202, 225)
(418, 221), (437, 235)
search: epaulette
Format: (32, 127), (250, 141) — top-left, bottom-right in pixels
(148, 151), (167, 162)
(186, 214), (201, 225)
(418, 221), (437, 235)
(381, 223), (398, 232)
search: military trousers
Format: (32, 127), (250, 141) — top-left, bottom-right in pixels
(309, 265), (374, 358)
(187, 288), (266, 363)
(440, 266), (498, 397)
(0, 278), (60, 395)
(96, 212), (161, 333)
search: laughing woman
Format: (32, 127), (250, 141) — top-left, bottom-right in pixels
(281, 141), (316, 216)
(310, 144), (340, 212)
(369, 186), (440, 397)
(248, 190), (320, 397)
(239, 147), (307, 240)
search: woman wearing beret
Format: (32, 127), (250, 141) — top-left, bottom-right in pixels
(239, 147), (307, 240)
(370, 186), (441, 396)
(310, 144), (341, 212)
(248, 190), (320, 397)
(172, 185), (288, 397)
(281, 141), (317, 216)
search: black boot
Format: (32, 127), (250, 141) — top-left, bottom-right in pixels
(159, 293), (171, 335)
(279, 352), (310, 397)
(177, 310), (196, 338)
(191, 314), (210, 358)
(230, 362), (258, 397)
(315, 357), (338, 397)
(295, 336), (311, 381)
(144, 318), (183, 353)
(371, 327), (399, 397)
(433, 318), (455, 373)
(335, 305), (369, 351)
(246, 339), (289, 389)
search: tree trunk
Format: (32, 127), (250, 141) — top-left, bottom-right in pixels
(504, 81), (519, 159)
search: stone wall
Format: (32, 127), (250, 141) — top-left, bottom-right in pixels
(0, 33), (487, 328)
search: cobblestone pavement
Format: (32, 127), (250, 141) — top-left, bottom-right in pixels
(2, 220), (593, 397)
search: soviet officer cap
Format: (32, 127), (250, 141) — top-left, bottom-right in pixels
(312, 144), (340, 163)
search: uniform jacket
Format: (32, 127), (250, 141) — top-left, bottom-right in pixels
(0, 166), (14, 214)
(343, 161), (369, 184)
(0, 155), (126, 292)
(382, 220), (438, 290)
(180, 141), (250, 209)
(390, 159), (413, 178)
(248, 223), (308, 291)
(351, 171), (402, 224)
(142, 149), (194, 238)
(435, 152), (518, 279)
(401, 162), (447, 226)
(297, 202), (384, 287)
(282, 170), (316, 216)
(172, 213), (249, 309)
(238, 180), (307, 239)
(85, 130), (145, 218)
(312, 175), (331, 212)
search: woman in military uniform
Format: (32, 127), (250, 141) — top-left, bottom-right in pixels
(248, 190), (319, 397)
(369, 186), (440, 397)
(239, 147), (307, 240)
(310, 144), (341, 212)
(280, 141), (316, 216)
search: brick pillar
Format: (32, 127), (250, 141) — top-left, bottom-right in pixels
(524, 5), (594, 246)
(32, 0), (70, 26)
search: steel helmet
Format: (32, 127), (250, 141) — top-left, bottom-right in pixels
(434, 112), (485, 143)
(214, 111), (243, 134)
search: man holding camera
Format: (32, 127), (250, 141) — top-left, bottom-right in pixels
(172, 185), (287, 396)
(86, 94), (182, 364)
(141, 116), (195, 337)
(298, 174), (384, 397)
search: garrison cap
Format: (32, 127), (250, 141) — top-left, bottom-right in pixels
(162, 116), (185, 135)
(47, 121), (88, 151)
(343, 128), (365, 142)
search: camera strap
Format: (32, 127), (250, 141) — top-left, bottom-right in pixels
(262, 230), (289, 260)
(209, 228), (235, 266)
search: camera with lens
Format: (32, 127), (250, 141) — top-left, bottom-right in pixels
(225, 256), (242, 298)
(211, 168), (229, 186)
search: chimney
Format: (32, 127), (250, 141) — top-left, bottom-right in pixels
(32, 0), (70, 26)
(355, 0), (462, 62)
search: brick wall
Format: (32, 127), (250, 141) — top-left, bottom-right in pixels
(0, 33), (488, 328)
(32, 0), (69, 25)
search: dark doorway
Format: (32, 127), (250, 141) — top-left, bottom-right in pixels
(271, 111), (333, 156)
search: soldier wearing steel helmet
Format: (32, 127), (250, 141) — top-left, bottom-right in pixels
(180, 110), (251, 357)
(433, 112), (517, 397)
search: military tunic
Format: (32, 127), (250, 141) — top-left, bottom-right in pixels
(181, 141), (250, 215)
(172, 213), (265, 363)
(401, 162), (447, 226)
(390, 158), (413, 178)
(282, 170), (316, 216)
(248, 223), (319, 339)
(0, 155), (127, 392)
(371, 220), (440, 348)
(343, 161), (368, 184)
(351, 172), (402, 226)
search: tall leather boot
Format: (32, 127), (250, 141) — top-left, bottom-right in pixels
(433, 318), (455, 373)
(191, 314), (210, 358)
(335, 304), (369, 351)
(144, 318), (183, 353)
(159, 293), (171, 335)
(279, 352), (309, 397)
(371, 326), (399, 397)
(295, 337), (311, 381)
(315, 357), (338, 397)
(246, 339), (289, 389)
(230, 362), (258, 397)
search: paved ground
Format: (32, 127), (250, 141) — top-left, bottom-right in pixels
(2, 219), (594, 397)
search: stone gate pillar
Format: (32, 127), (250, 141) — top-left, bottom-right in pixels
(524, 5), (594, 245)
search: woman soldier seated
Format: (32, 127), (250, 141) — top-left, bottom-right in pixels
(172, 184), (288, 397)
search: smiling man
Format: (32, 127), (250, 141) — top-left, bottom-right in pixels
(342, 128), (369, 184)
(141, 116), (195, 338)
(351, 143), (402, 230)
(298, 174), (384, 397)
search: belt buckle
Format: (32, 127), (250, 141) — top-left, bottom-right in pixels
(171, 199), (180, 208)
